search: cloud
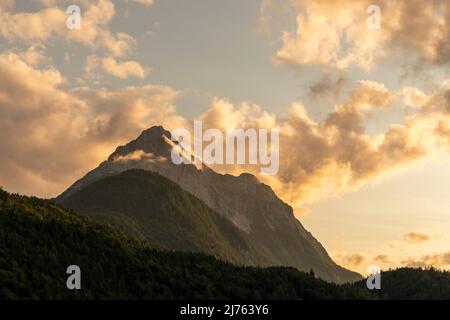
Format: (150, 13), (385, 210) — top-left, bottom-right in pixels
(271, 0), (450, 70)
(402, 251), (450, 270)
(132, 0), (154, 6)
(401, 87), (428, 109)
(374, 254), (391, 264)
(3, 50), (450, 209)
(258, 0), (272, 35)
(324, 80), (394, 132)
(273, 0), (385, 70)
(333, 252), (366, 270)
(401, 232), (431, 244)
(0, 0), (15, 9)
(112, 150), (166, 164)
(0, 0), (135, 57)
(2, 43), (450, 208)
(333, 252), (393, 273)
(101, 57), (147, 79)
(19, 44), (48, 66)
(85, 55), (148, 79)
(309, 73), (348, 100)
(175, 79), (450, 208)
(85, 54), (100, 76)
(0, 52), (184, 197)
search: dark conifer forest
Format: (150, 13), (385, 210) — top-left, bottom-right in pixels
(1, 187), (449, 300)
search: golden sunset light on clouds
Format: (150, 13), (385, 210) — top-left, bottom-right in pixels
(1, 0), (450, 275)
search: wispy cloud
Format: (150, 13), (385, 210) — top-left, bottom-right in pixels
(333, 252), (366, 271)
(402, 251), (450, 270)
(85, 55), (148, 79)
(374, 254), (391, 265)
(402, 232), (431, 244)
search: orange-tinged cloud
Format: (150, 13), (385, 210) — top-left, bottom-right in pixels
(2, 49), (450, 207)
(102, 57), (147, 79)
(333, 252), (366, 271)
(0, 0), (135, 57)
(270, 0), (450, 70)
(374, 254), (391, 265)
(188, 79), (450, 210)
(0, 52), (184, 197)
(402, 251), (450, 270)
(85, 55), (148, 79)
(402, 232), (431, 244)
(2, 1), (450, 207)
(132, 0), (154, 6)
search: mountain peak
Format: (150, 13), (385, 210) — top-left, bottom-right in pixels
(138, 125), (172, 140)
(108, 126), (173, 161)
(238, 172), (260, 184)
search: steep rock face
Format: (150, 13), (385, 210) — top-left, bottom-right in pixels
(57, 126), (361, 283)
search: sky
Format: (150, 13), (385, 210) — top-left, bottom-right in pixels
(1, 0), (450, 274)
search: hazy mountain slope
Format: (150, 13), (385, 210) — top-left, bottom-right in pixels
(60, 169), (264, 266)
(57, 126), (361, 283)
(0, 188), (371, 299)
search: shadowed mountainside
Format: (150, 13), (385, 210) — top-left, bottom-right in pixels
(60, 169), (266, 266)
